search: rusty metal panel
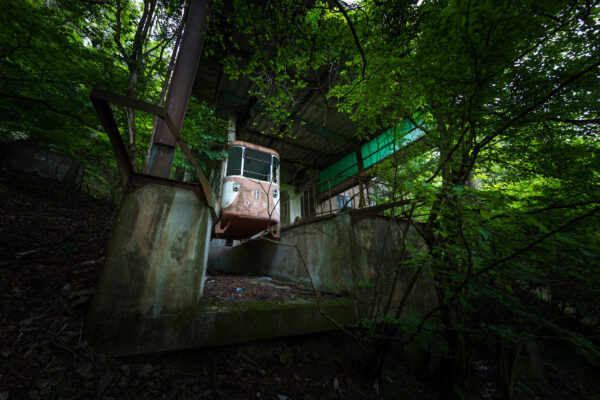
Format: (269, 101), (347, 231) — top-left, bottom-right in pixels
(215, 177), (280, 239)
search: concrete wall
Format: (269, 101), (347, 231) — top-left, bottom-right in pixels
(86, 184), (213, 355)
(208, 212), (438, 318)
(279, 183), (302, 224)
(289, 195), (302, 222)
(0, 141), (84, 186)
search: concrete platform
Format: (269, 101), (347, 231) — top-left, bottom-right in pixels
(88, 296), (357, 357)
(208, 212), (439, 318)
(193, 298), (357, 350)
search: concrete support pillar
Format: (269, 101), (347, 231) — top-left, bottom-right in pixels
(355, 149), (367, 207)
(227, 117), (236, 143)
(86, 184), (212, 356)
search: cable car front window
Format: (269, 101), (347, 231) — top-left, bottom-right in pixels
(226, 146), (242, 176)
(243, 147), (272, 181)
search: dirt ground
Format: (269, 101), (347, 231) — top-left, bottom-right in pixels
(0, 168), (434, 400)
(202, 272), (338, 304)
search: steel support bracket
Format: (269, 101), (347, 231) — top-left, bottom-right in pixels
(90, 88), (214, 207)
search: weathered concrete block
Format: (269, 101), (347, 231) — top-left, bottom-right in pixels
(191, 299), (357, 349)
(86, 184), (213, 355)
(86, 297), (357, 357)
(208, 212), (438, 319)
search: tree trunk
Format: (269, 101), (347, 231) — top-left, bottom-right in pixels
(125, 66), (139, 171)
(434, 303), (468, 397)
(429, 129), (472, 395)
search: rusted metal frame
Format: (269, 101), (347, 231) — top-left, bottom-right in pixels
(90, 95), (135, 190)
(90, 89), (212, 204)
(91, 88), (212, 200)
(349, 199), (412, 219)
(91, 88), (167, 118)
(148, 0), (211, 177)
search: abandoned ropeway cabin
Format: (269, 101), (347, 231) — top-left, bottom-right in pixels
(213, 141), (281, 239)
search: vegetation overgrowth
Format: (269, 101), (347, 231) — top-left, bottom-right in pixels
(1, 0), (598, 398)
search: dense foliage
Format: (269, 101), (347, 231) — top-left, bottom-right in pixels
(212, 0), (600, 397)
(0, 0), (226, 197)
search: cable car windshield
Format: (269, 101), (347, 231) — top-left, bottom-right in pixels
(226, 146), (279, 182)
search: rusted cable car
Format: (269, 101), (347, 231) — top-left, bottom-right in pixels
(213, 141), (280, 240)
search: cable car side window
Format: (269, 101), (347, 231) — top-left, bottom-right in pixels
(243, 148), (272, 181)
(226, 146), (242, 176)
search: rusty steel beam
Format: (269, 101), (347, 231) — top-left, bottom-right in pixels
(147, 0), (211, 178)
(349, 199), (412, 220)
(127, 173), (206, 200)
(90, 94), (134, 190)
(91, 88), (167, 118)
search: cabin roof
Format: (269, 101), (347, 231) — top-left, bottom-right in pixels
(227, 141), (280, 158)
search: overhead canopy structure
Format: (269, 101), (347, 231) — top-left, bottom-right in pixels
(192, 57), (361, 184)
(192, 54), (426, 189)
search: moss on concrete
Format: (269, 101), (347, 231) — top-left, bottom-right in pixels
(88, 298), (357, 357)
(86, 184), (213, 356)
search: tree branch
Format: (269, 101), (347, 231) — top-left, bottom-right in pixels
(475, 58), (600, 152)
(531, 118), (600, 125)
(329, 0), (367, 79)
(78, 0), (111, 4)
(0, 92), (102, 132)
(476, 206), (599, 279)
(491, 200), (600, 220)
(113, 0), (128, 60)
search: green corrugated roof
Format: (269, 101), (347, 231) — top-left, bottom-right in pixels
(319, 116), (424, 192)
